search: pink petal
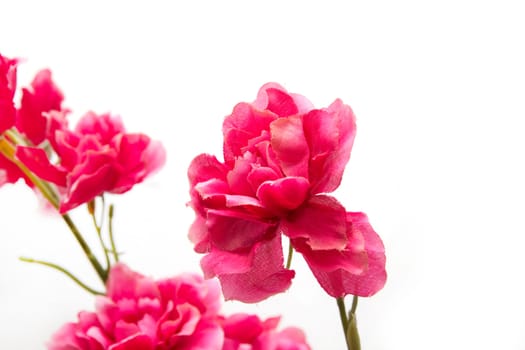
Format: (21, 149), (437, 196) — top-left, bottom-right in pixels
(60, 160), (117, 213)
(222, 314), (264, 343)
(270, 116), (309, 178)
(76, 112), (125, 144)
(222, 103), (277, 165)
(304, 212), (387, 298)
(216, 235), (295, 303)
(303, 99), (356, 194)
(257, 177), (310, 213)
(206, 211), (275, 252)
(109, 333), (154, 350)
(106, 263), (146, 300)
(112, 133), (166, 193)
(16, 69), (64, 145)
(0, 53), (18, 133)
(280, 195), (347, 250)
(188, 154), (228, 188)
(15, 146), (67, 186)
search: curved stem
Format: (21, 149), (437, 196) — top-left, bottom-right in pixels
(20, 257), (104, 295)
(285, 239), (293, 269)
(62, 213), (107, 283)
(89, 199), (110, 270)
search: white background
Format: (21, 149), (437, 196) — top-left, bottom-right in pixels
(1, 1), (525, 349)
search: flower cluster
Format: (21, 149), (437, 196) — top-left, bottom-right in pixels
(2, 49), (386, 350)
(0, 52), (165, 213)
(48, 264), (311, 350)
(188, 83), (386, 302)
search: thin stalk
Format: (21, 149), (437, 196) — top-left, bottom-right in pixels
(285, 239), (293, 269)
(20, 257), (104, 295)
(108, 204), (119, 262)
(336, 297), (351, 350)
(89, 199), (110, 270)
(347, 295), (361, 350)
(62, 213), (107, 283)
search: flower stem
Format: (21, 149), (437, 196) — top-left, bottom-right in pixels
(19, 257), (104, 295)
(89, 198), (111, 270)
(62, 213), (108, 283)
(336, 297), (350, 349)
(285, 239), (293, 269)
(108, 204), (119, 262)
(347, 296), (361, 350)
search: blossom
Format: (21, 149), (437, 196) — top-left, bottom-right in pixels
(221, 314), (310, 350)
(0, 52), (18, 133)
(188, 83), (386, 302)
(48, 263), (225, 350)
(16, 111), (166, 212)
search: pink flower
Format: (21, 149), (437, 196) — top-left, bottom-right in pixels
(221, 314), (311, 350)
(0, 52), (18, 133)
(48, 263), (225, 350)
(16, 111), (166, 212)
(188, 83), (386, 302)
(16, 69), (64, 145)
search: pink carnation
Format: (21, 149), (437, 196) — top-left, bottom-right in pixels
(17, 111), (166, 212)
(188, 83), (386, 302)
(48, 264), (225, 350)
(221, 314), (310, 350)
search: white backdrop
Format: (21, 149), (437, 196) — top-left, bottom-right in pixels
(1, 1), (525, 349)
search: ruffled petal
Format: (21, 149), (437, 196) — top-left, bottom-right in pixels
(215, 235), (295, 303)
(280, 195), (347, 250)
(303, 212), (387, 297)
(257, 177), (310, 214)
(223, 103), (277, 164)
(270, 116), (309, 178)
(303, 99), (356, 194)
(15, 146), (67, 186)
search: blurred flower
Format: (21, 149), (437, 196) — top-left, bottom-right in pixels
(48, 263), (225, 350)
(17, 111), (166, 212)
(221, 313), (310, 350)
(188, 83), (386, 302)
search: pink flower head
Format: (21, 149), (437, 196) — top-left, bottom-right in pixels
(48, 263), (225, 350)
(16, 111), (166, 212)
(0, 52), (18, 133)
(188, 83), (386, 302)
(221, 314), (311, 350)
(16, 69), (64, 145)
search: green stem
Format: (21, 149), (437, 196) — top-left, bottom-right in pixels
(20, 257), (104, 295)
(347, 295), (361, 350)
(62, 213), (107, 283)
(285, 239), (293, 269)
(108, 204), (119, 262)
(89, 199), (110, 270)
(336, 297), (351, 350)
(350, 295), (359, 315)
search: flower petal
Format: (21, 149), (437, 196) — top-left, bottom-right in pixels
(257, 177), (310, 213)
(303, 212), (387, 297)
(280, 195), (347, 250)
(303, 99), (356, 194)
(215, 235), (295, 303)
(270, 116), (309, 178)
